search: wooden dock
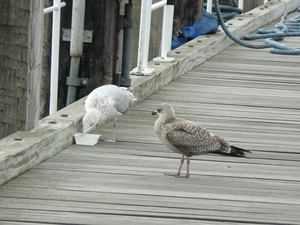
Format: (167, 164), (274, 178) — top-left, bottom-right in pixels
(1, 14), (300, 225)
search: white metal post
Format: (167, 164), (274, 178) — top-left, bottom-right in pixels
(133, 0), (154, 75)
(49, 0), (61, 114)
(43, 2), (66, 14)
(153, 4), (175, 63)
(44, 0), (66, 114)
(151, 0), (166, 11)
(131, 0), (176, 75)
(238, 0), (243, 11)
(207, 0), (212, 13)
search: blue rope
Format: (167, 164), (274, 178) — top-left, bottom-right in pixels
(204, 3), (242, 23)
(245, 32), (300, 40)
(213, 0), (300, 55)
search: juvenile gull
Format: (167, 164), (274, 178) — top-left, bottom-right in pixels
(152, 103), (251, 178)
(82, 84), (136, 142)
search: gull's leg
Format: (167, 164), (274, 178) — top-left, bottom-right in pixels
(165, 155), (186, 177)
(103, 118), (118, 143)
(185, 157), (190, 178)
(176, 155), (185, 176)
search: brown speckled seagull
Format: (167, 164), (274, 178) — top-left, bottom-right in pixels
(151, 103), (251, 178)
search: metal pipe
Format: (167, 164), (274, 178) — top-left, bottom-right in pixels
(238, 0), (243, 11)
(120, 0), (133, 87)
(151, 0), (166, 11)
(66, 57), (80, 104)
(136, 0), (153, 75)
(49, 0), (64, 114)
(66, 0), (86, 105)
(207, 0), (212, 13)
(70, 1), (85, 57)
(153, 3), (175, 63)
(160, 4), (174, 58)
(44, 2), (66, 14)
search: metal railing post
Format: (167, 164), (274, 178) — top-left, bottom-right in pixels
(135, 0), (154, 75)
(131, 0), (175, 76)
(44, 1), (66, 114)
(151, 0), (166, 10)
(120, 0), (133, 87)
(238, 0), (243, 11)
(153, 3), (175, 63)
(66, 0), (86, 106)
(207, 0), (212, 13)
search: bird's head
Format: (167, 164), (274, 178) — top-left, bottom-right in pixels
(151, 103), (176, 122)
(82, 109), (100, 134)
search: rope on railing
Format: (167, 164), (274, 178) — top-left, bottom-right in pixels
(213, 0), (300, 55)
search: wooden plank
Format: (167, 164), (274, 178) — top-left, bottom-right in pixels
(2, 170), (300, 218)
(1, 168), (299, 224)
(0, 198), (299, 225)
(25, 0), (44, 130)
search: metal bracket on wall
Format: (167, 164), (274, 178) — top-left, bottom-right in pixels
(118, 15), (133, 30)
(62, 29), (93, 43)
(66, 77), (89, 87)
(124, 17), (133, 28)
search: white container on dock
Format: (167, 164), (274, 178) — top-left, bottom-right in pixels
(74, 133), (101, 146)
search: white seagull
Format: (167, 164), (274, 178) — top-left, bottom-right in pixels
(82, 84), (136, 142)
(152, 103), (251, 178)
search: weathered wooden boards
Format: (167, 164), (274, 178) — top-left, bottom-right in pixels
(0, 11), (300, 225)
(26, 0), (44, 130)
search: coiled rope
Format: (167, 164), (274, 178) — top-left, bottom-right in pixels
(204, 2), (242, 23)
(213, 0), (300, 55)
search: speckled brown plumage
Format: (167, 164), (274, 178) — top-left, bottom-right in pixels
(152, 103), (251, 178)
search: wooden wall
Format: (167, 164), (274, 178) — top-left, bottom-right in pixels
(0, 0), (44, 138)
(244, 0), (265, 12)
(26, 0), (44, 130)
(0, 0), (31, 138)
(173, 0), (204, 32)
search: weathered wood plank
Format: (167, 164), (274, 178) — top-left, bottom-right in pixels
(1, 11), (300, 225)
(25, 0), (44, 130)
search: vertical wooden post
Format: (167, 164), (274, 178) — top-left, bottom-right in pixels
(26, 0), (44, 130)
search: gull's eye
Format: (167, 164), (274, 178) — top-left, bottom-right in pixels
(157, 108), (161, 113)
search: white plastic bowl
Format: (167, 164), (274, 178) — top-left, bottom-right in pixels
(74, 133), (101, 146)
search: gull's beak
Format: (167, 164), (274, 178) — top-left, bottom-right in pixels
(151, 111), (157, 116)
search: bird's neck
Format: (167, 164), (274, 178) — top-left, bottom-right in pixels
(97, 110), (109, 122)
(161, 115), (175, 124)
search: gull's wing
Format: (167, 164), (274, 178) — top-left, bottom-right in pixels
(166, 119), (221, 155)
